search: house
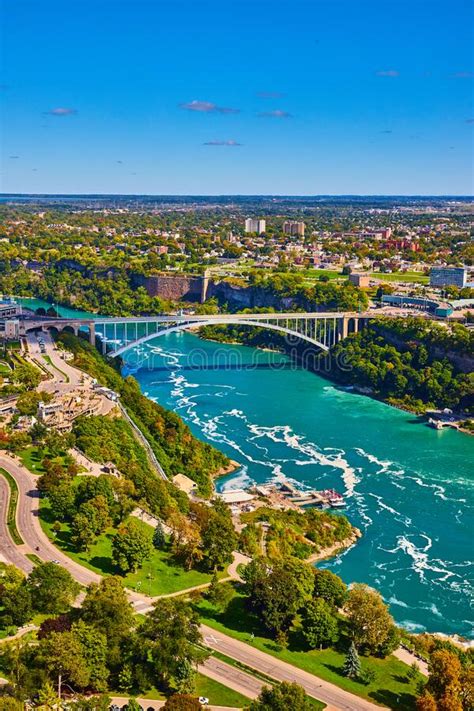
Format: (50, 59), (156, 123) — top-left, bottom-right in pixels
(172, 473), (198, 495)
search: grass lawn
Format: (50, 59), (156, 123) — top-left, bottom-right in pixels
(40, 499), (217, 596)
(0, 467), (22, 544)
(299, 268), (343, 281)
(194, 589), (419, 711)
(18, 446), (69, 476)
(18, 446), (47, 474)
(370, 272), (428, 284)
(42, 355), (70, 382)
(0, 361), (11, 377)
(130, 674), (250, 707)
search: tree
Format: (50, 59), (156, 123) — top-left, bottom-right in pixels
(48, 480), (76, 521)
(245, 682), (313, 711)
(243, 557), (312, 636)
(138, 599), (205, 687)
(152, 521), (166, 549)
(416, 693), (438, 711)
(39, 631), (90, 694)
(36, 680), (61, 710)
(175, 658), (196, 694)
(163, 695), (202, 711)
(112, 518), (153, 573)
(123, 700), (143, 711)
(71, 620), (109, 692)
(301, 598), (339, 649)
(27, 562), (79, 613)
(420, 650), (465, 710)
(80, 576), (134, 667)
(344, 583), (394, 654)
(200, 502), (237, 571)
(0, 700), (23, 711)
(0, 584), (32, 626)
(313, 569), (347, 608)
(169, 511), (203, 571)
(343, 642), (361, 679)
(71, 511), (96, 551)
(207, 577), (234, 611)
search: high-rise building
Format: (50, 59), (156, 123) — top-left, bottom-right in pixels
(283, 221), (305, 237)
(245, 218), (266, 234)
(429, 267), (467, 288)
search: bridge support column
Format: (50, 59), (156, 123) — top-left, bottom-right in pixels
(89, 322), (95, 345)
(337, 317), (349, 341)
(353, 318), (359, 334)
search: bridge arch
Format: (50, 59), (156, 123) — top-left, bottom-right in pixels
(106, 318), (330, 358)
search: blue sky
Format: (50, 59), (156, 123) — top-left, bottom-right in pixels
(1, 0), (473, 195)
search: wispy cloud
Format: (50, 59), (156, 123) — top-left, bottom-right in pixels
(257, 91), (284, 99)
(45, 107), (78, 116)
(375, 70), (399, 77)
(380, 130), (393, 134)
(116, 160), (123, 164)
(466, 118), (474, 124)
(9, 155), (19, 159)
(451, 71), (473, 79)
(203, 139), (242, 146)
(258, 109), (292, 118)
(180, 100), (240, 114)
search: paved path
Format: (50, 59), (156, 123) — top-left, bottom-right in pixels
(201, 624), (383, 711)
(393, 647), (429, 676)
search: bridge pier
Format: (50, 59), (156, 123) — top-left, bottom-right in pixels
(89, 322), (95, 345)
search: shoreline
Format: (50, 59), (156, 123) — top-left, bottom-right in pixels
(305, 528), (362, 564)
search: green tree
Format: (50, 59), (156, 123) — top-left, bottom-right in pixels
(344, 583), (394, 654)
(48, 480), (76, 521)
(112, 518), (153, 573)
(301, 598), (339, 649)
(80, 576), (134, 667)
(71, 620), (109, 692)
(200, 502), (237, 571)
(245, 682), (313, 711)
(152, 521), (166, 549)
(175, 658), (196, 694)
(313, 569), (347, 608)
(243, 557), (312, 636)
(39, 631), (90, 693)
(71, 511), (96, 551)
(27, 562), (79, 613)
(343, 642), (361, 679)
(36, 680), (61, 710)
(138, 599), (205, 687)
(0, 584), (33, 626)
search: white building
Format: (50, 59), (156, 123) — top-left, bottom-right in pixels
(245, 218), (266, 234)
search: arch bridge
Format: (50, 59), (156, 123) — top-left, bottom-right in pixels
(23, 311), (368, 357)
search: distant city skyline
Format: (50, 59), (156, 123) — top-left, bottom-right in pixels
(1, 0), (473, 195)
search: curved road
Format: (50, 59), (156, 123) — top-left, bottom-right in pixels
(0, 453), (100, 587)
(0, 472), (33, 573)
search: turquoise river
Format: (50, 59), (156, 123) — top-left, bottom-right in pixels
(16, 298), (474, 639)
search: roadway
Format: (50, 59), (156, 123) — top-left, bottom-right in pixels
(0, 472), (33, 573)
(200, 626), (383, 711)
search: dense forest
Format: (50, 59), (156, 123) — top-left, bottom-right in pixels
(327, 318), (474, 414)
(57, 332), (230, 496)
